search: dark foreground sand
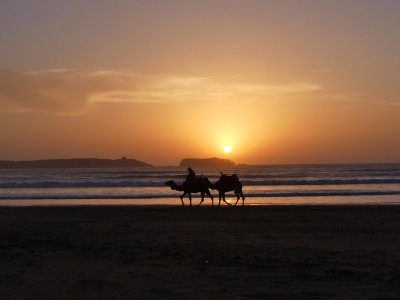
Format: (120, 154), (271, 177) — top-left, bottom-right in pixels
(1, 205), (400, 300)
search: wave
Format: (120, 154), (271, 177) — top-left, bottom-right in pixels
(105, 174), (189, 180)
(244, 190), (400, 198)
(0, 194), (173, 200)
(0, 181), (163, 188)
(242, 178), (400, 186)
(1, 177), (400, 189)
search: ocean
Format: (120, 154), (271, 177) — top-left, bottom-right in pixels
(0, 164), (400, 206)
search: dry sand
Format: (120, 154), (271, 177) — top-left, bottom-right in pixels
(1, 205), (400, 299)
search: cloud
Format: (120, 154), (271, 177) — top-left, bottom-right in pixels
(0, 69), (321, 114)
(0, 69), (135, 114)
(100, 77), (321, 104)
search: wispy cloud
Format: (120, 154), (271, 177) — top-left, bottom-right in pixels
(0, 69), (135, 113)
(0, 69), (321, 114)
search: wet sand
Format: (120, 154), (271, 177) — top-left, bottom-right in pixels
(1, 205), (400, 299)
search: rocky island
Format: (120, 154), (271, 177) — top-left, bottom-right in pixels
(179, 157), (235, 167)
(0, 157), (152, 169)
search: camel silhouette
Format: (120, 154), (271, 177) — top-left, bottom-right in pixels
(210, 173), (245, 206)
(165, 177), (214, 207)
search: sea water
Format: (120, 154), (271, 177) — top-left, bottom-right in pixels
(0, 164), (400, 206)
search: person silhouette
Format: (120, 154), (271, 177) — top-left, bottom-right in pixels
(187, 167), (196, 180)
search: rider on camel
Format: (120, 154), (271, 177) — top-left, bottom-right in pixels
(187, 167), (196, 181)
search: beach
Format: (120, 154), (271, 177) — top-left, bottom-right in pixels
(1, 205), (400, 299)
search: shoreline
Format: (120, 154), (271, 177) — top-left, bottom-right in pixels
(2, 203), (400, 209)
(3, 202), (400, 207)
(1, 194), (400, 206)
(1, 205), (400, 299)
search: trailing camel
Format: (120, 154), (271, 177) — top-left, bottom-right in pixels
(210, 173), (245, 206)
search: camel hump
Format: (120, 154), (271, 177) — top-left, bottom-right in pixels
(184, 176), (210, 187)
(195, 176), (210, 183)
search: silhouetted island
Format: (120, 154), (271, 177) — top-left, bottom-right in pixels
(179, 157), (235, 167)
(0, 157), (152, 169)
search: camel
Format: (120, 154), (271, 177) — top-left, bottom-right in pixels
(210, 173), (245, 206)
(165, 177), (214, 207)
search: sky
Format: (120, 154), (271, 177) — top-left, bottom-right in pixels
(1, 0), (400, 166)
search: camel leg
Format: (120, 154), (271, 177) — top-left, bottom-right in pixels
(223, 193), (228, 206)
(218, 192), (227, 207)
(233, 190), (240, 206)
(206, 190), (214, 207)
(198, 192), (205, 206)
(222, 196), (231, 206)
(234, 192), (245, 206)
(180, 192), (186, 206)
(188, 193), (192, 207)
(218, 192), (222, 207)
(234, 194), (240, 206)
(237, 187), (245, 206)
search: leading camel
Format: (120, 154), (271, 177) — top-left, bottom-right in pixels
(165, 177), (214, 207)
(210, 173), (245, 206)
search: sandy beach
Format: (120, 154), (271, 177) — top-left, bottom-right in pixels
(1, 205), (400, 299)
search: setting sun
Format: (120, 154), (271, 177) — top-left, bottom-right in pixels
(223, 145), (232, 153)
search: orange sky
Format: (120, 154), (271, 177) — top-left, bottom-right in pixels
(1, 1), (400, 165)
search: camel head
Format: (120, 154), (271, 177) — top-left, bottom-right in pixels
(209, 185), (218, 191)
(165, 180), (178, 190)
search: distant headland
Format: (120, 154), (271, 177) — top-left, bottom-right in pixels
(180, 157), (236, 167)
(0, 157), (152, 169)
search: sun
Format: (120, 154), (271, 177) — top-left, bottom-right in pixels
(223, 145), (232, 153)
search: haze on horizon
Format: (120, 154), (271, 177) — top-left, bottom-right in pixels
(1, 0), (400, 166)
